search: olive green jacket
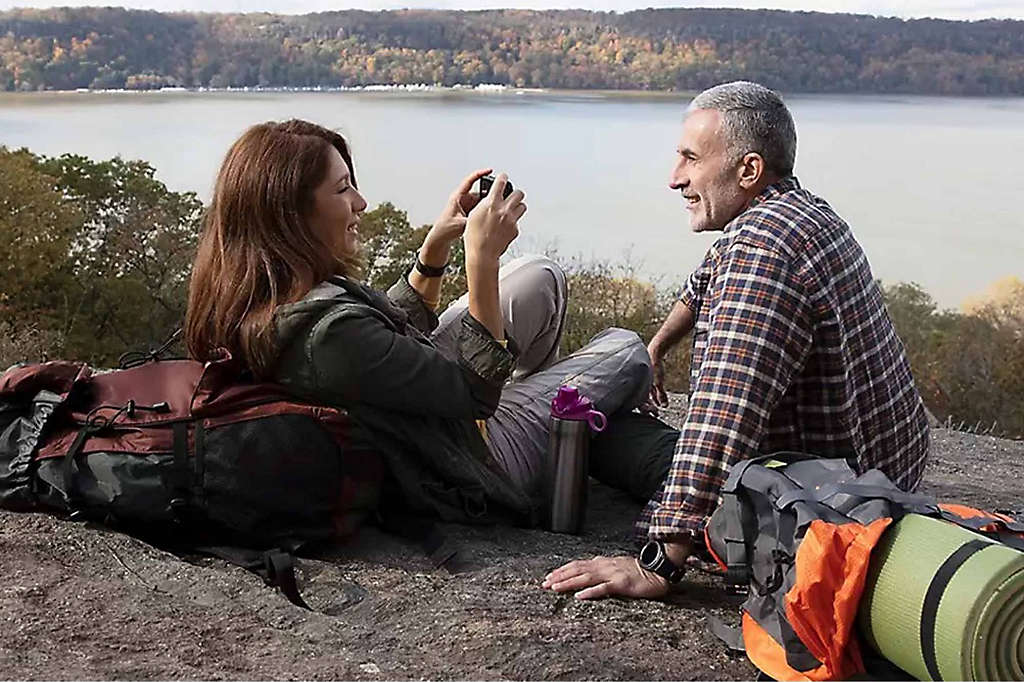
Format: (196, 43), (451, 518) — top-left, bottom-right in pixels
(271, 274), (538, 526)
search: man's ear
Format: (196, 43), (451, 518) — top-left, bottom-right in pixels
(737, 152), (766, 190)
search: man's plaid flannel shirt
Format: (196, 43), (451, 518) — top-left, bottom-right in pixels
(637, 176), (930, 542)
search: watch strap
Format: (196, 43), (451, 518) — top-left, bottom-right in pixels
(639, 540), (686, 584)
(414, 254), (448, 277)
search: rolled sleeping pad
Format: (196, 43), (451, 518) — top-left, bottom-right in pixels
(857, 513), (1024, 681)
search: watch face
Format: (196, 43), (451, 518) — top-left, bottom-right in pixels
(639, 541), (662, 570)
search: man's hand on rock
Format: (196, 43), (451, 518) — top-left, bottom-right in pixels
(541, 555), (669, 600)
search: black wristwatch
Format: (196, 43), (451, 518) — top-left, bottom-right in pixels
(414, 254), (448, 277)
(638, 540), (687, 584)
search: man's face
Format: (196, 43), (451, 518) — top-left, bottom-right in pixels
(669, 108), (748, 233)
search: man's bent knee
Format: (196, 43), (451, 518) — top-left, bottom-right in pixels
(501, 254), (567, 297)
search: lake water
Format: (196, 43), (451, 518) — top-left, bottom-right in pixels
(2, 89), (1021, 308)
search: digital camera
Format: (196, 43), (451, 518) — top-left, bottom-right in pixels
(478, 174), (514, 200)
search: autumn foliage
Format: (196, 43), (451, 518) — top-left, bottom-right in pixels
(0, 7), (1022, 95)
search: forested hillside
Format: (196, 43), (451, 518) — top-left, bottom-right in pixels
(0, 7), (1021, 94)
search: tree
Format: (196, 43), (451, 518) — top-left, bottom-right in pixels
(0, 147), (81, 360)
(962, 275), (1024, 337)
(38, 154), (203, 361)
(0, 149), (203, 367)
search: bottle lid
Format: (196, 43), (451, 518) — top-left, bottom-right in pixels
(550, 385), (607, 432)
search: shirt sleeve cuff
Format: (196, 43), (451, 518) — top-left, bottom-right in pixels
(647, 506), (708, 543)
(386, 272), (440, 334)
(458, 313), (519, 386)
(679, 288), (698, 312)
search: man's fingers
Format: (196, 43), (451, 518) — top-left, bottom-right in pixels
(575, 582), (614, 600)
(638, 400), (659, 417)
(543, 559), (591, 585)
(547, 572), (601, 594)
(542, 557), (606, 587)
(653, 383), (669, 407)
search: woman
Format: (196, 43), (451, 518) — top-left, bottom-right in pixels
(185, 119), (657, 527)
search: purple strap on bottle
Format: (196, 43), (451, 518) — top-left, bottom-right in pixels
(550, 385), (607, 432)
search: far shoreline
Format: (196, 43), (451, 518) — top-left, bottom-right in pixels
(1, 85), (1023, 102)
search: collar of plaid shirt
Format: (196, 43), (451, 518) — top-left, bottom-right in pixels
(725, 175), (802, 234)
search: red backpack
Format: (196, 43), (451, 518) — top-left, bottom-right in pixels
(0, 351), (383, 606)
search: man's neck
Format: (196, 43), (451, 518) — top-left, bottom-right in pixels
(750, 172), (782, 199)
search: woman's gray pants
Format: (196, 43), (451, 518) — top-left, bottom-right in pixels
(431, 254), (654, 497)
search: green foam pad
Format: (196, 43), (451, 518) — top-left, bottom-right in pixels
(858, 514), (1024, 681)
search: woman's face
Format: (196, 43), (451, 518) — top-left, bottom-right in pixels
(308, 146), (367, 261)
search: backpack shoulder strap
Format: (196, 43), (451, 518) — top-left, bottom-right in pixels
(196, 545), (310, 610)
(713, 453), (817, 586)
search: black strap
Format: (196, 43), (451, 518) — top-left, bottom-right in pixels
(262, 549), (310, 610)
(920, 539), (991, 681)
(167, 421), (191, 520)
(192, 420), (206, 506)
(197, 545), (310, 610)
(62, 423), (101, 516)
(775, 482), (937, 513)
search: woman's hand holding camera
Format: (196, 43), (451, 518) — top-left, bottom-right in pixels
(421, 168), (493, 266)
(464, 173), (526, 263)
(462, 172), (525, 342)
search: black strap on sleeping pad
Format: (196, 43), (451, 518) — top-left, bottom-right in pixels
(197, 545), (310, 610)
(920, 539), (991, 681)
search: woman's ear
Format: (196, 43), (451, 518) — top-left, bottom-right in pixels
(738, 152), (766, 190)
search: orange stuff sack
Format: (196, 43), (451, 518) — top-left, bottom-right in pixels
(704, 453), (947, 680)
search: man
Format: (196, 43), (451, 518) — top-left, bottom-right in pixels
(542, 81), (929, 601)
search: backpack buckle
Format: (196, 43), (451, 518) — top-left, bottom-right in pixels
(166, 497), (189, 522)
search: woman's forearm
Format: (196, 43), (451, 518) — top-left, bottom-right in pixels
(407, 235), (452, 308)
(465, 254), (504, 341)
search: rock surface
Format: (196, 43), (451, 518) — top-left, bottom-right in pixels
(1, 394), (1021, 680)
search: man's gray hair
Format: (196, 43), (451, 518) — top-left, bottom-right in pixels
(688, 81), (797, 177)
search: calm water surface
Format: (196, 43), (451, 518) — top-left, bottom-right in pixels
(2, 89), (1021, 307)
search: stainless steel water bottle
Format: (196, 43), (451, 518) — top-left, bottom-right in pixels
(546, 385), (607, 534)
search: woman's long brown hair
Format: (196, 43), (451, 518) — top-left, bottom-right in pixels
(185, 120), (360, 377)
